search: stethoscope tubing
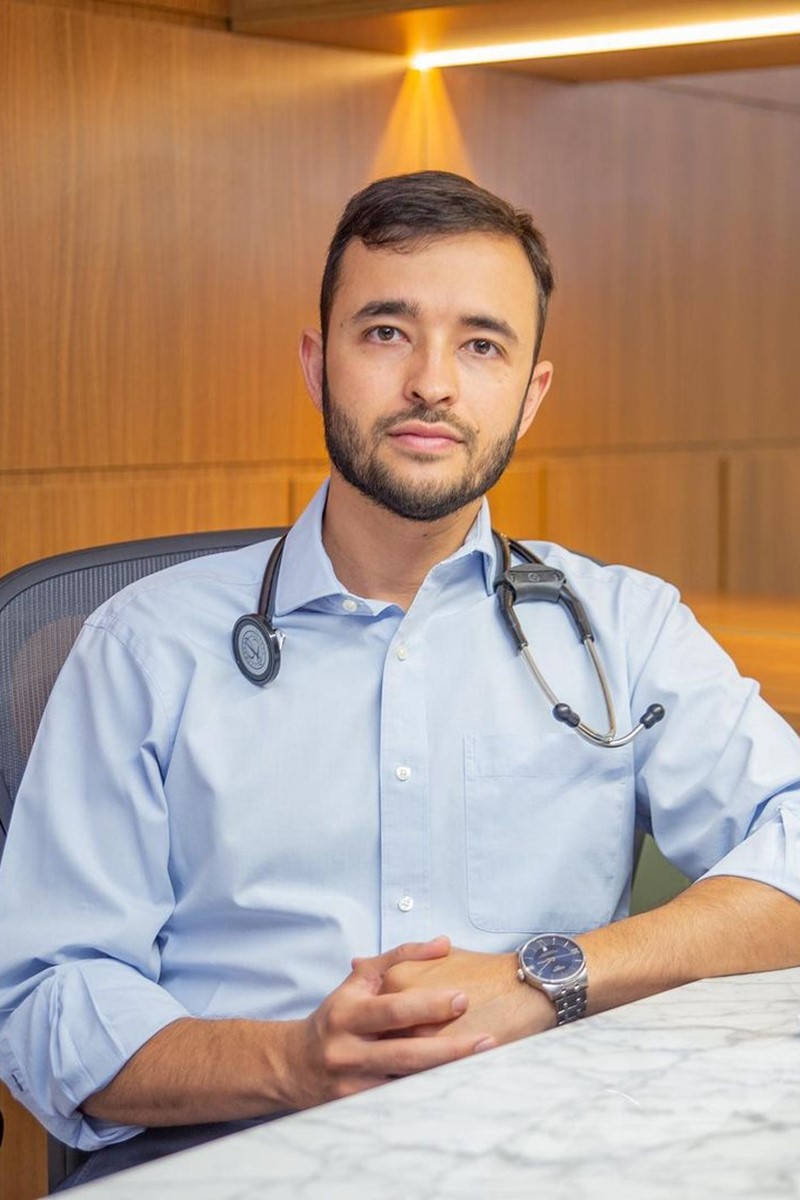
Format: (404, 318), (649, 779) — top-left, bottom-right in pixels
(492, 535), (664, 747)
(232, 530), (665, 749)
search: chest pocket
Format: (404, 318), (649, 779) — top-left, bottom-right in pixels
(464, 734), (632, 934)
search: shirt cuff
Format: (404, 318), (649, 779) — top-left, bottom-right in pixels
(701, 803), (800, 902)
(1, 963), (191, 1150)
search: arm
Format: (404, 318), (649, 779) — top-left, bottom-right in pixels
(82, 939), (495, 1126)
(384, 581), (800, 1038)
(381, 877), (800, 1042)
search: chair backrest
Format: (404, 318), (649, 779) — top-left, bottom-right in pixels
(0, 528), (286, 856)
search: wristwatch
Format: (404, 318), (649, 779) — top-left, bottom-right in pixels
(517, 934), (588, 1025)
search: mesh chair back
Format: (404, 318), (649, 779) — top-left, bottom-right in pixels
(0, 529), (285, 853)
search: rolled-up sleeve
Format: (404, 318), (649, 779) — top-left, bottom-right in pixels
(628, 582), (800, 900)
(0, 619), (189, 1149)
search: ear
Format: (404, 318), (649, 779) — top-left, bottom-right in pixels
(517, 360), (553, 441)
(299, 328), (325, 412)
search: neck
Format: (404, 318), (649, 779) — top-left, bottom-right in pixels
(321, 474), (482, 609)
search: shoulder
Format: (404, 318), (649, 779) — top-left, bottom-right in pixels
(84, 538), (279, 645)
(518, 540), (678, 604)
(512, 540), (689, 666)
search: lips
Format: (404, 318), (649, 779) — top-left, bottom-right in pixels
(386, 421), (465, 453)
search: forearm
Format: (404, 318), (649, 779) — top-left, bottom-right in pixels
(578, 874), (800, 1015)
(82, 1016), (302, 1127)
(83, 940), (495, 1128)
(381, 878), (800, 1045)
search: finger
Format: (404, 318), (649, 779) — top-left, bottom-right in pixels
(351, 936), (451, 982)
(359, 1031), (497, 1078)
(344, 988), (469, 1037)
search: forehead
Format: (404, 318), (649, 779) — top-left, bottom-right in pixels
(332, 232), (539, 338)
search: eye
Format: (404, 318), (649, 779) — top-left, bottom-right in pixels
(366, 325), (403, 343)
(467, 338), (502, 358)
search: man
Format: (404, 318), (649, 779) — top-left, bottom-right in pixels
(1, 171), (800, 1186)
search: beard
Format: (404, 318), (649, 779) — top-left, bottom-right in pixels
(321, 373), (524, 522)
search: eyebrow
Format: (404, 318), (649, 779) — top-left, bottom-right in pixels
(460, 314), (518, 345)
(351, 300), (421, 322)
(351, 301), (518, 344)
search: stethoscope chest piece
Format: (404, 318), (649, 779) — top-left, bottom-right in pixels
(232, 534), (287, 686)
(232, 614), (283, 686)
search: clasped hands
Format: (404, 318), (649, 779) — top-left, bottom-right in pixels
(294, 935), (554, 1108)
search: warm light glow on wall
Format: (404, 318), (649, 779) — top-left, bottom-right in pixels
(410, 12), (800, 70)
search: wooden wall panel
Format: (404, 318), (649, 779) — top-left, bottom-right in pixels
(727, 452), (800, 596)
(24, 0), (231, 25)
(0, 468), (294, 575)
(2, 3), (799, 594)
(288, 469), (329, 522)
(487, 459), (543, 538)
(233, 0), (800, 80)
(436, 66), (800, 454)
(0, 1), (419, 476)
(538, 452), (721, 591)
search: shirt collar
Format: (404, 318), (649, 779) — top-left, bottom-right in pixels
(274, 479), (501, 617)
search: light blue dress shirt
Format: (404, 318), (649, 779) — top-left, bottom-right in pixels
(1, 483), (800, 1149)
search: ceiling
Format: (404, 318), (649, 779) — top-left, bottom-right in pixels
(230, 0), (800, 81)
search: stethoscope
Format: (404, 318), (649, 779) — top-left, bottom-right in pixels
(232, 532), (666, 749)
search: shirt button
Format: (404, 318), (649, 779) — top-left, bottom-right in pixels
(398, 896), (414, 912)
(395, 765), (411, 781)
(342, 598), (358, 613)
(396, 645), (408, 661)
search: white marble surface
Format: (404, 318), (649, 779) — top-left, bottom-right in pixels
(69, 968), (800, 1199)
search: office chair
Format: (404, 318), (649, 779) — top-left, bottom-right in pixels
(0, 527), (285, 1194)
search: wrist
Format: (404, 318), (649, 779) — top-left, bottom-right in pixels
(516, 935), (588, 1027)
(502, 951), (558, 1036)
(253, 1018), (309, 1112)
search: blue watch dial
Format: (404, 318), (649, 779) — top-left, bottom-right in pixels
(522, 935), (584, 983)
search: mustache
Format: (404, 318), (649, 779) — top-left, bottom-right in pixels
(375, 405), (475, 443)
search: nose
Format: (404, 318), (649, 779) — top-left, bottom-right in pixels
(404, 344), (457, 408)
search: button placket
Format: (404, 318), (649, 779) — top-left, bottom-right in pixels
(380, 618), (429, 947)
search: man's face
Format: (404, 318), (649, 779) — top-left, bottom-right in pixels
(301, 232), (552, 522)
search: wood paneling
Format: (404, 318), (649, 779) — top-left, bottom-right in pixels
(0, 467), (293, 574)
(537, 452), (721, 591)
(26, 0), (233, 26)
(0, 1), (415, 475)
(288, 469), (329, 521)
(234, 0), (800, 28)
(654, 62), (800, 106)
(727, 452), (800, 596)
(232, 0), (800, 81)
(0, 1083), (48, 1200)
(2, 6), (799, 584)
(487, 459), (543, 538)
(437, 65), (800, 456)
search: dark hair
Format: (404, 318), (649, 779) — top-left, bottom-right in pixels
(320, 170), (554, 361)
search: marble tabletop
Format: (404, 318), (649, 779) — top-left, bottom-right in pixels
(66, 967), (800, 1199)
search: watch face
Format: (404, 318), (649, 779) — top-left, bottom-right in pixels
(521, 935), (584, 984)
